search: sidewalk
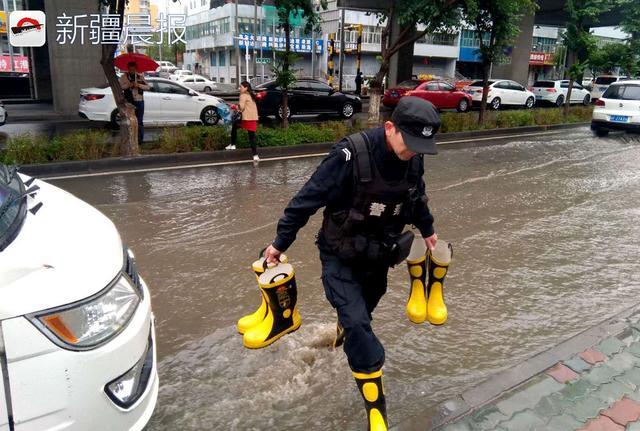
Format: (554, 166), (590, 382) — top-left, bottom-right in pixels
(424, 304), (640, 431)
(4, 103), (69, 122)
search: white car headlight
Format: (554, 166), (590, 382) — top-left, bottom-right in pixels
(30, 275), (141, 350)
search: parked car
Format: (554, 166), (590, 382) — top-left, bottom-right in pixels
(0, 102), (5, 126)
(591, 80), (640, 136)
(590, 75), (629, 100)
(169, 70), (193, 81)
(156, 61), (177, 74)
(178, 74), (217, 93)
(464, 79), (536, 110)
(255, 79), (362, 120)
(530, 80), (591, 106)
(79, 78), (226, 126)
(382, 80), (426, 107)
(0, 163), (158, 430)
(405, 80), (473, 112)
(582, 77), (594, 91)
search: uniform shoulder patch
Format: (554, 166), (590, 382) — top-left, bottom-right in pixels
(341, 148), (352, 161)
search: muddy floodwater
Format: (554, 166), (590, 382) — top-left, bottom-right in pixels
(52, 128), (640, 430)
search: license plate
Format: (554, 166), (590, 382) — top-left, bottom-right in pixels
(610, 115), (629, 123)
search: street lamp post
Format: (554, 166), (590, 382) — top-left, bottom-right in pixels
(235, 0), (241, 85)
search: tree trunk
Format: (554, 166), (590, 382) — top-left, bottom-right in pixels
(478, 62), (491, 124)
(282, 22), (291, 129)
(564, 78), (574, 117)
(367, 62), (389, 125)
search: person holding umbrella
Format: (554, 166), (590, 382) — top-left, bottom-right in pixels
(119, 61), (150, 144)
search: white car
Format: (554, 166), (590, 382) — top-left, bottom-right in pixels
(464, 79), (536, 110)
(156, 61), (177, 74)
(178, 75), (217, 93)
(79, 78), (226, 126)
(590, 75), (629, 100)
(591, 80), (640, 136)
(0, 102), (5, 126)
(169, 70), (193, 81)
(582, 77), (594, 91)
(530, 80), (591, 106)
(0, 164), (158, 430)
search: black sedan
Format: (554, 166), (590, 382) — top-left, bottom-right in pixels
(255, 79), (362, 120)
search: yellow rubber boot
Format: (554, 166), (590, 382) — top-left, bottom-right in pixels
(237, 255), (288, 334)
(406, 236), (428, 324)
(353, 369), (388, 431)
(243, 262), (301, 349)
(426, 241), (453, 325)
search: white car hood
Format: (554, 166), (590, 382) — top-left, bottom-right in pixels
(0, 177), (123, 320)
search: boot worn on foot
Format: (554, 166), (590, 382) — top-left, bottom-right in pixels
(242, 262), (301, 349)
(353, 369), (388, 431)
(237, 255), (288, 334)
(426, 240), (453, 325)
(405, 235), (428, 324)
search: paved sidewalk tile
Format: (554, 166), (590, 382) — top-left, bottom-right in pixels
(582, 349), (608, 365)
(608, 353), (640, 373)
(626, 420), (640, 430)
(565, 357), (594, 374)
(570, 395), (611, 422)
(467, 405), (509, 430)
(496, 409), (546, 430)
(578, 415), (625, 431)
(587, 365), (625, 386)
(602, 397), (640, 426)
(616, 368), (640, 390)
(628, 342), (640, 358)
(594, 381), (636, 404)
(599, 338), (628, 357)
(546, 363), (580, 383)
(542, 414), (583, 430)
(561, 379), (599, 402)
(495, 376), (564, 417)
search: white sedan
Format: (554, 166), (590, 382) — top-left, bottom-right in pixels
(169, 69), (193, 81)
(178, 74), (217, 93)
(0, 102), (5, 126)
(591, 80), (640, 136)
(79, 78), (226, 126)
(530, 80), (591, 106)
(0, 165), (158, 431)
(464, 79), (536, 110)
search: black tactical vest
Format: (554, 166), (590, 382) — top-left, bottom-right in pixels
(321, 132), (422, 264)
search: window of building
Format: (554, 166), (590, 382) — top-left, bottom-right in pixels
(210, 51), (216, 66)
(531, 36), (557, 53)
(460, 29), (489, 48)
(230, 50), (236, 66)
(416, 33), (458, 46)
(219, 51), (226, 66)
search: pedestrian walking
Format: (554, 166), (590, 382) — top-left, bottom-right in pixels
(119, 61), (150, 144)
(261, 96), (441, 431)
(355, 71), (363, 96)
(225, 81), (260, 161)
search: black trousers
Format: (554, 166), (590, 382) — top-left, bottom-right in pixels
(320, 250), (389, 373)
(133, 101), (144, 144)
(231, 123), (257, 155)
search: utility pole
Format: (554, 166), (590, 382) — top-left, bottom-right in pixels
(235, 0), (241, 85)
(253, 0), (258, 80)
(338, 8), (345, 92)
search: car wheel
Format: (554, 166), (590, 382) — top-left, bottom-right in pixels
(490, 97), (501, 110)
(457, 98), (470, 113)
(595, 127), (609, 137)
(341, 102), (355, 118)
(276, 104), (291, 120)
(555, 95), (565, 107)
(525, 97), (535, 109)
(203, 86), (211, 92)
(583, 94), (591, 106)
(110, 109), (121, 126)
(200, 106), (220, 126)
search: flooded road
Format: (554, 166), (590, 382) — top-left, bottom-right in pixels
(51, 128), (640, 430)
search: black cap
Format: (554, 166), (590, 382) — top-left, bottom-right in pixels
(391, 96), (441, 155)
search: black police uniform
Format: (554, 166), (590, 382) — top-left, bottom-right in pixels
(272, 126), (435, 374)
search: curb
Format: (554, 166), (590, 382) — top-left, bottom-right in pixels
(18, 122), (590, 178)
(392, 302), (640, 431)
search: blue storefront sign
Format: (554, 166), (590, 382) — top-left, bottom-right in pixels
(459, 46), (482, 63)
(238, 33), (323, 54)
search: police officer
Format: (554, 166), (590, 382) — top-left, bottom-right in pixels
(263, 97), (439, 431)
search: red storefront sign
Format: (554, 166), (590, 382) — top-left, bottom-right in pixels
(529, 52), (555, 66)
(0, 55), (30, 73)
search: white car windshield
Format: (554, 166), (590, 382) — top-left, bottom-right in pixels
(602, 84), (640, 101)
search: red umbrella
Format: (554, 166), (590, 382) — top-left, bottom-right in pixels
(113, 52), (159, 73)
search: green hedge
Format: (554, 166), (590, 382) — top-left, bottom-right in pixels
(0, 107), (593, 165)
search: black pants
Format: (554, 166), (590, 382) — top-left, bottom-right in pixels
(133, 101), (144, 144)
(320, 250), (389, 373)
(231, 123), (257, 156)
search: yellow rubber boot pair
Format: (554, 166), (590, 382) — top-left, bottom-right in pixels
(405, 236), (452, 325)
(353, 369), (388, 431)
(238, 255), (302, 349)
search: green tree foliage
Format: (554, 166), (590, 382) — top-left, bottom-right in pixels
(272, 0), (325, 128)
(462, 0), (536, 124)
(589, 43), (639, 76)
(562, 0), (611, 116)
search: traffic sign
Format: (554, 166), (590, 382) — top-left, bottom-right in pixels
(256, 58), (271, 64)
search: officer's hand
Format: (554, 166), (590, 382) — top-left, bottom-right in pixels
(424, 233), (438, 252)
(264, 244), (283, 265)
